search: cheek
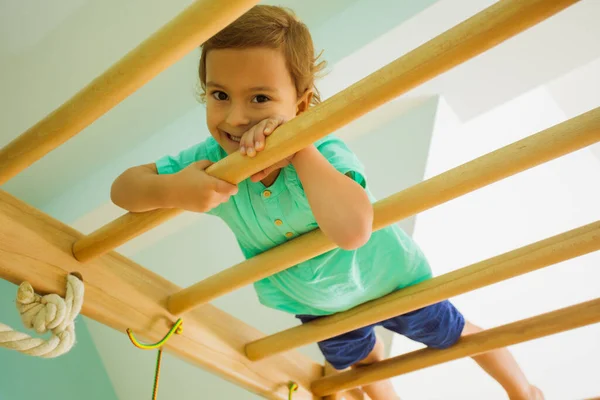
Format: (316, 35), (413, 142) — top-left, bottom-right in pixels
(206, 104), (222, 128)
(269, 100), (298, 120)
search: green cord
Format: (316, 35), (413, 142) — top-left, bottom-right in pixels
(153, 348), (163, 400)
(128, 321), (295, 400)
(126, 319), (183, 400)
(288, 382), (298, 399)
(126, 318), (183, 350)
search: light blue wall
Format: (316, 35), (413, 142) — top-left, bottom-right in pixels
(0, 279), (117, 400)
(311, 0), (439, 65)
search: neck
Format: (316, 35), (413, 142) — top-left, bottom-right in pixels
(260, 169), (281, 187)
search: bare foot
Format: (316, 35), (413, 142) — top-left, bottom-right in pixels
(509, 385), (544, 400)
(530, 386), (544, 400)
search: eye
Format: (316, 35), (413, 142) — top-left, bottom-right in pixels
(252, 94), (270, 103)
(211, 91), (228, 101)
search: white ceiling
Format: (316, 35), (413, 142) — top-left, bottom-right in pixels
(319, 0), (600, 122)
(546, 55), (600, 161)
(0, 0), (89, 55)
(547, 55), (600, 118)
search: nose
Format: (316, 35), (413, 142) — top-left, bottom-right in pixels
(225, 102), (251, 128)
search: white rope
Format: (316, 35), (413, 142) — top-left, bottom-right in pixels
(0, 274), (84, 358)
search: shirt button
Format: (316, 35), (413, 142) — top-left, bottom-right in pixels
(285, 232), (294, 238)
(274, 219), (283, 226)
(263, 190), (272, 198)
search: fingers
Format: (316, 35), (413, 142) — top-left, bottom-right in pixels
(253, 123), (266, 152)
(194, 159), (213, 170)
(240, 116), (286, 157)
(198, 162), (237, 196)
(246, 119), (267, 157)
(263, 117), (283, 137)
(250, 169), (268, 183)
(205, 178), (237, 210)
(214, 178), (238, 196)
(240, 125), (256, 157)
(249, 161), (284, 183)
(250, 154), (296, 182)
(206, 190), (235, 211)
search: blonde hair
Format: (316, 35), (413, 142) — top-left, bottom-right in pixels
(198, 5), (326, 105)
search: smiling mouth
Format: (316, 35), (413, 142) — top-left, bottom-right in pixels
(223, 131), (241, 143)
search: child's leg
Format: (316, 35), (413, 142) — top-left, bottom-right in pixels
(381, 300), (546, 399)
(349, 333), (400, 400)
(463, 321), (544, 400)
(296, 313), (400, 400)
(324, 362), (367, 400)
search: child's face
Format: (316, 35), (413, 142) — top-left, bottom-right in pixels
(205, 47), (310, 154)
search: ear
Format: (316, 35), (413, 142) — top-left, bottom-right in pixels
(296, 90), (313, 116)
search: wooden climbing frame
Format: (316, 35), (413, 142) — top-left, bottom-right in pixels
(1, 0), (598, 399)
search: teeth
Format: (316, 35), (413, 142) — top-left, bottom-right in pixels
(227, 133), (241, 142)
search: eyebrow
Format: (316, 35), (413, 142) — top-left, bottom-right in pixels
(206, 81), (278, 93)
(206, 81), (225, 89)
(247, 86), (278, 93)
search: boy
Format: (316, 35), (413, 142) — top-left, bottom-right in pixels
(111, 5), (543, 399)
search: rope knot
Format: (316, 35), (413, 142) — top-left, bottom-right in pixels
(1, 274), (84, 358)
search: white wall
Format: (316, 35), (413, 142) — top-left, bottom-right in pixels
(389, 88), (600, 399)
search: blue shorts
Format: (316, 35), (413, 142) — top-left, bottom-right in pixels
(296, 300), (465, 370)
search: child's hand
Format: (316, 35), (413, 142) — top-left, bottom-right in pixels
(239, 115), (287, 157)
(239, 116), (294, 182)
(171, 160), (238, 212)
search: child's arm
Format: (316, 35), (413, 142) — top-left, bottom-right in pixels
(239, 117), (373, 250)
(291, 145), (373, 250)
(110, 163), (173, 212)
(111, 160), (237, 213)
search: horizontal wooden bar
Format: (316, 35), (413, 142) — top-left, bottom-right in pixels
(71, 0), (579, 263)
(0, 0), (259, 185)
(169, 106), (600, 316)
(323, 363), (364, 400)
(245, 220), (600, 361)
(323, 386), (364, 400)
(311, 297), (600, 396)
(73, 208), (181, 262)
(0, 190), (321, 400)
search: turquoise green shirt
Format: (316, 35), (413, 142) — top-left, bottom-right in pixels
(156, 135), (432, 316)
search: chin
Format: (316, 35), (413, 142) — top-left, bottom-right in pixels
(211, 131), (238, 154)
(223, 129), (244, 150)
(222, 141), (240, 155)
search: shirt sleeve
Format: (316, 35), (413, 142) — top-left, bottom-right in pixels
(154, 137), (226, 216)
(155, 137), (222, 175)
(314, 135), (367, 188)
